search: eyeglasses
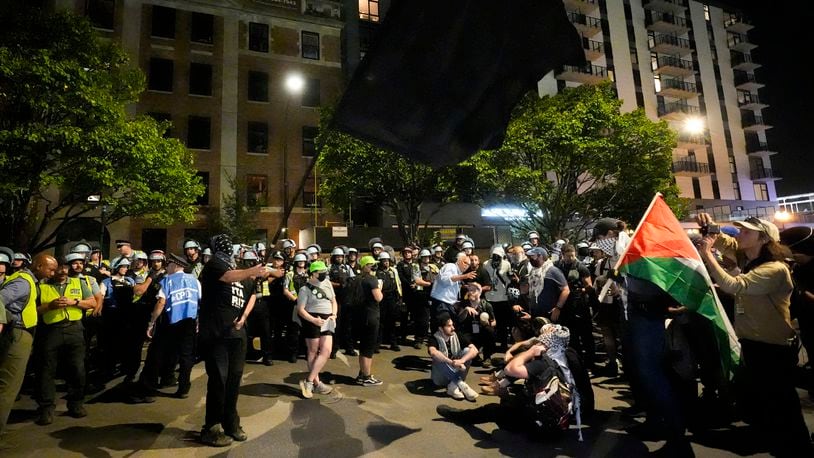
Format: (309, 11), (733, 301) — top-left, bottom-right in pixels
(744, 217), (768, 233)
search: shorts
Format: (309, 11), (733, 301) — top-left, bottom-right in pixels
(358, 308), (380, 358)
(301, 313), (334, 339)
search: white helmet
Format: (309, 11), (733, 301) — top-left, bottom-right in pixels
(293, 253), (308, 263)
(134, 251), (149, 261)
(419, 249), (431, 257)
(331, 247), (345, 256)
(253, 242), (266, 252)
(461, 240), (474, 250)
(378, 252), (391, 260)
(372, 242), (384, 250)
(183, 239), (201, 250)
(202, 248), (212, 256)
(113, 258), (131, 269)
(242, 251), (259, 261)
(65, 252), (85, 263)
(282, 239), (296, 249)
(306, 246), (320, 255)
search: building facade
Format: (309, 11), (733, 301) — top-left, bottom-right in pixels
(56, 0), (344, 253)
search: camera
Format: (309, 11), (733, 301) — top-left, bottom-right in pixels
(700, 223), (720, 236)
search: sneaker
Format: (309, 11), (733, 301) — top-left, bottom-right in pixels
(225, 425), (248, 442)
(314, 381), (333, 395)
(160, 375), (178, 388)
(457, 381), (479, 401)
(67, 404), (87, 418)
(446, 381), (464, 400)
(344, 348), (358, 356)
(200, 425), (232, 447)
(299, 379), (314, 399)
(412, 341), (422, 350)
(390, 343), (401, 352)
(35, 407), (54, 426)
(357, 375), (383, 386)
(262, 357), (273, 367)
(175, 383), (191, 399)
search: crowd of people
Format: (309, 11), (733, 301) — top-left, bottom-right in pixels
(1, 217), (813, 455)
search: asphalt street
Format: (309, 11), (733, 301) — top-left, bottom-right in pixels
(2, 342), (812, 457)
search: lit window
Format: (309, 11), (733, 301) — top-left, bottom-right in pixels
(359, 0), (380, 22)
(704, 5), (710, 22)
(753, 183), (768, 201)
(301, 31), (320, 60)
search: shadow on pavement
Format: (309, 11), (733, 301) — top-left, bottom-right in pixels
(50, 423), (198, 458)
(690, 425), (771, 456)
(240, 382), (299, 398)
(404, 378), (446, 398)
(391, 355), (431, 372)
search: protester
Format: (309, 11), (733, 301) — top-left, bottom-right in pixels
(431, 252), (476, 323)
(454, 283), (497, 368)
(296, 260), (337, 398)
(355, 255), (384, 386)
(427, 312), (479, 401)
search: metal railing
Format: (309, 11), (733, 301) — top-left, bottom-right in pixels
(672, 159), (710, 174)
(561, 63), (608, 77)
(661, 78), (697, 92)
(742, 115), (767, 127)
(651, 33), (692, 49)
(658, 101), (700, 116)
(567, 12), (602, 28)
(655, 55), (693, 71)
(750, 167), (778, 180)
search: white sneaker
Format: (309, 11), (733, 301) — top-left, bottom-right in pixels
(446, 381), (464, 400)
(299, 379), (314, 399)
(314, 381), (333, 395)
(457, 381), (479, 402)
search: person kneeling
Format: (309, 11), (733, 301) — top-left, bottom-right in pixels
(428, 313), (479, 401)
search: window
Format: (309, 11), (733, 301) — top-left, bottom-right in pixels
(86, 0), (115, 30)
(301, 31), (320, 60)
(248, 71), (269, 102)
(303, 171), (321, 208)
(187, 116), (211, 149)
(753, 183), (769, 201)
(246, 175), (268, 206)
(359, 0), (380, 22)
(302, 78), (321, 107)
(302, 126), (318, 157)
(249, 22), (269, 52)
(732, 182), (741, 200)
(151, 6), (176, 39)
(141, 229), (167, 255)
(195, 172), (210, 205)
(147, 112), (172, 137)
(189, 63), (212, 96)
(247, 122), (268, 154)
(148, 58), (174, 92)
(191, 12), (214, 44)
(704, 5), (710, 22)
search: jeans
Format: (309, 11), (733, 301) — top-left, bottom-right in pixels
(431, 349), (471, 386)
(201, 334), (247, 432)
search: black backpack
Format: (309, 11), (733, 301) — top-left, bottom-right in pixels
(345, 274), (367, 309)
(524, 354), (573, 433)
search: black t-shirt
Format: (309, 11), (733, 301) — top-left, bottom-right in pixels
(361, 274), (381, 312)
(199, 257), (247, 340)
(454, 299), (495, 335)
(427, 331), (471, 357)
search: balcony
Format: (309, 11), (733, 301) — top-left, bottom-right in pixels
(646, 12), (689, 35)
(657, 77), (698, 99)
(658, 101), (700, 120)
(724, 14), (754, 34)
(673, 158), (710, 177)
(734, 72), (764, 91)
(649, 33), (693, 56)
(742, 114), (772, 132)
(750, 167), (781, 182)
(652, 55), (694, 77)
(731, 52), (761, 72)
(746, 141), (778, 157)
(676, 133), (707, 150)
(567, 12), (603, 37)
(303, 0), (342, 21)
(737, 91), (768, 110)
(556, 63), (609, 84)
(643, 0), (686, 14)
(562, 0), (598, 14)
(728, 32), (757, 53)
(582, 38), (604, 61)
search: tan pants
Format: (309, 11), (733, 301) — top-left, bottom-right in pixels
(0, 328), (33, 433)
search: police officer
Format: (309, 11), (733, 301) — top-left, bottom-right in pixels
(347, 248), (361, 275)
(0, 248), (10, 284)
(202, 248), (213, 265)
(183, 240), (204, 278)
(413, 249), (439, 348)
(280, 239), (297, 269)
(444, 234), (467, 263)
(376, 252), (402, 351)
(110, 240), (135, 268)
(10, 253), (31, 274)
(67, 244), (105, 391)
(34, 254), (96, 425)
(99, 258), (135, 380)
(242, 250), (276, 366)
(282, 253), (309, 362)
(329, 247), (353, 357)
(266, 251), (288, 364)
(432, 244), (445, 270)
(396, 247), (417, 347)
(528, 231), (541, 248)
(253, 243), (267, 263)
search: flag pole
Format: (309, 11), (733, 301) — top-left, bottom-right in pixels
(597, 192), (662, 303)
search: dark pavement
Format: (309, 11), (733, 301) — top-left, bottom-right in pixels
(2, 341), (812, 457)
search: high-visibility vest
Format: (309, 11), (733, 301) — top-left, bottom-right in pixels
(39, 277), (85, 324)
(2, 270), (38, 328)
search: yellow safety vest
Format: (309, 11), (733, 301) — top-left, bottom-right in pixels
(39, 277), (85, 324)
(2, 271), (38, 328)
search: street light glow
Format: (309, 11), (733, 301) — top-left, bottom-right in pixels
(682, 116), (705, 135)
(285, 73), (305, 94)
(774, 209), (791, 222)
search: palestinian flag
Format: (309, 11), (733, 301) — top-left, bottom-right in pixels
(615, 193), (740, 378)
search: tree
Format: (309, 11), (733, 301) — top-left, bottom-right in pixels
(202, 174), (261, 245)
(0, 6), (204, 252)
(459, 81), (684, 241)
(316, 105), (457, 246)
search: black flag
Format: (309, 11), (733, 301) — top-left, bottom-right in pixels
(334, 0), (585, 168)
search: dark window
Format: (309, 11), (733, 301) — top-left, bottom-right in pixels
(302, 78), (320, 107)
(86, 0), (115, 30)
(151, 6), (176, 39)
(148, 58), (174, 92)
(141, 228), (167, 254)
(247, 122), (268, 154)
(189, 63), (212, 96)
(195, 172), (210, 205)
(302, 126), (318, 157)
(691, 178), (702, 199)
(248, 71), (269, 102)
(191, 12), (214, 44)
(303, 171), (321, 208)
(249, 22), (269, 53)
(302, 31), (320, 60)
(246, 175), (268, 206)
(187, 116), (211, 149)
(147, 112), (172, 137)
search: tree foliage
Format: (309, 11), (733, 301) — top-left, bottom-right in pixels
(0, 7), (204, 252)
(458, 81), (684, 241)
(316, 105), (459, 245)
(202, 174), (261, 245)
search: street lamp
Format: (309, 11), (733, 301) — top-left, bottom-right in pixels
(87, 193), (107, 260)
(774, 209), (791, 230)
(682, 116), (705, 136)
(280, 72), (304, 242)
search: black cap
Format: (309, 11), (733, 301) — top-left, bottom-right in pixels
(167, 253), (190, 269)
(592, 218), (620, 238)
(115, 239), (131, 247)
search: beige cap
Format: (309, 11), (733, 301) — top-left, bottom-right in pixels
(734, 217), (780, 242)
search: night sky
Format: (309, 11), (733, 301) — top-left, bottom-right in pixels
(738, 2), (814, 196)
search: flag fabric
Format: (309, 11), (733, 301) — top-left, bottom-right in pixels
(333, 0), (585, 168)
(615, 193), (740, 378)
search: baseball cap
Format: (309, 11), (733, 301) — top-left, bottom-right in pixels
(592, 218), (620, 238)
(309, 260), (328, 273)
(358, 255), (377, 269)
(734, 217), (780, 242)
(527, 247), (548, 257)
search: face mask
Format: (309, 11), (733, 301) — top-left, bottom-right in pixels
(529, 258), (543, 268)
(317, 272), (327, 282)
(491, 254), (502, 263)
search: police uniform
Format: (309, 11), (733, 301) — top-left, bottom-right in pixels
(376, 263), (402, 349)
(282, 268), (309, 361)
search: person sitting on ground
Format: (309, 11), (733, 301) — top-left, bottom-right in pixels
(454, 282), (497, 368)
(437, 324), (594, 440)
(427, 312), (479, 401)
